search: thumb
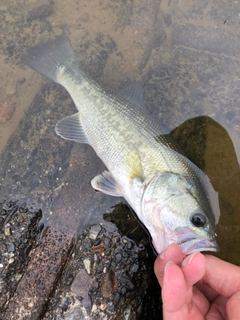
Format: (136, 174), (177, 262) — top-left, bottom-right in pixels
(162, 261), (189, 319)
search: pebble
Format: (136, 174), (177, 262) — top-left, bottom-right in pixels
(13, 231), (21, 239)
(120, 273), (134, 290)
(7, 243), (15, 252)
(126, 241), (133, 250)
(93, 238), (101, 246)
(70, 269), (93, 298)
(4, 226), (11, 236)
(81, 294), (92, 308)
(114, 253), (122, 263)
(107, 304), (115, 312)
(8, 258), (14, 264)
(96, 263), (104, 274)
(91, 304), (97, 313)
(89, 224), (102, 240)
(113, 293), (120, 304)
(131, 263), (139, 273)
(83, 258), (91, 274)
(103, 236), (111, 248)
(64, 304), (88, 320)
(124, 305), (132, 320)
(14, 274), (22, 282)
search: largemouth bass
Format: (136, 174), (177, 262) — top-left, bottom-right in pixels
(22, 35), (219, 254)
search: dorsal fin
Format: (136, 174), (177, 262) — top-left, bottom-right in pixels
(107, 81), (146, 110)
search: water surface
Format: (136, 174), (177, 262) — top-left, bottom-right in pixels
(0, 0), (240, 267)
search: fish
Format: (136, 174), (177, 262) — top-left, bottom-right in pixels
(22, 35), (219, 254)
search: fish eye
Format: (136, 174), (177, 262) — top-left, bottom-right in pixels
(190, 213), (207, 228)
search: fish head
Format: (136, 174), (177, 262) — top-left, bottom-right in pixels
(142, 171), (219, 255)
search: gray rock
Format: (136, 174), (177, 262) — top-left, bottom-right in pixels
(88, 224), (102, 240)
(64, 304), (88, 320)
(71, 269), (93, 298)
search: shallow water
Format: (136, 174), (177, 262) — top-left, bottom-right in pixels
(0, 0), (240, 309)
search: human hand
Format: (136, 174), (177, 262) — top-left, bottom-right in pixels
(154, 244), (240, 319)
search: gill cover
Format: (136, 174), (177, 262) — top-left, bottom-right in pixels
(142, 172), (189, 252)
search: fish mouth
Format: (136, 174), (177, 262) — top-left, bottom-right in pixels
(178, 238), (219, 255)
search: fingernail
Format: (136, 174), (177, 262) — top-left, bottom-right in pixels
(182, 252), (197, 267)
(164, 261), (174, 272)
(160, 245), (173, 260)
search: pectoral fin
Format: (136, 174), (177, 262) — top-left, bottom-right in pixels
(91, 171), (122, 196)
(55, 113), (89, 144)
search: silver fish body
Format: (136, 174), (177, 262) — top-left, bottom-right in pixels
(22, 35), (219, 254)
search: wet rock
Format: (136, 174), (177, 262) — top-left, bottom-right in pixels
(107, 303), (115, 313)
(4, 227), (74, 319)
(0, 199), (42, 313)
(226, 110), (236, 121)
(64, 304), (88, 320)
(103, 236), (111, 248)
(70, 269), (93, 298)
(43, 218), (161, 319)
(19, 203), (27, 213)
(4, 225), (11, 236)
(83, 258), (91, 274)
(120, 272), (134, 290)
(81, 294), (92, 309)
(163, 13), (172, 27)
(12, 231), (21, 239)
(113, 292), (120, 305)
(79, 12), (89, 23)
(93, 238), (101, 246)
(131, 263), (139, 273)
(8, 257), (14, 264)
(27, 0), (53, 21)
(0, 100), (15, 124)
(7, 243), (15, 252)
(123, 305), (132, 320)
(88, 224), (102, 240)
(114, 253), (122, 263)
(96, 263), (104, 274)
(126, 241), (133, 250)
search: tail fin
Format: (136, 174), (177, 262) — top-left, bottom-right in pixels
(21, 35), (80, 83)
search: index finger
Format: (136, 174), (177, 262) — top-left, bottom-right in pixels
(198, 255), (240, 299)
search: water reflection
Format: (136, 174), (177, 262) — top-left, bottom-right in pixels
(172, 116), (240, 264)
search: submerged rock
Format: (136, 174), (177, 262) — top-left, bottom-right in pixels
(43, 208), (162, 319)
